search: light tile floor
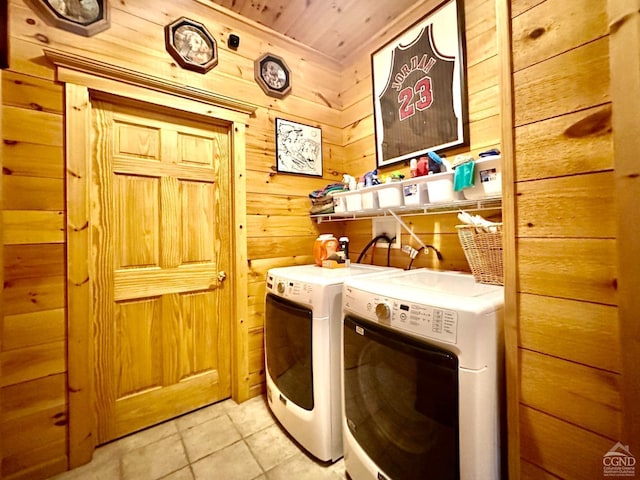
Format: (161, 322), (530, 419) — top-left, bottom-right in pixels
(49, 395), (348, 480)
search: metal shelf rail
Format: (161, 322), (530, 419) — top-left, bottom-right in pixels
(311, 197), (502, 224)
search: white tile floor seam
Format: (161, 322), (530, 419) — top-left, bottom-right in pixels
(47, 395), (348, 480)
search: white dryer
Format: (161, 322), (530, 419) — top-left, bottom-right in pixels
(264, 263), (398, 462)
(341, 268), (504, 480)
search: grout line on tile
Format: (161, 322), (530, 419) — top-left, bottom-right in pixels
(177, 425), (194, 466)
(243, 436), (268, 477)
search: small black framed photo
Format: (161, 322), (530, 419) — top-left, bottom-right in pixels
(275, 118), (322, 177)
(27, 0), (110, 36)
(165, 17), (218, 74)
(255, 53), (292, 99)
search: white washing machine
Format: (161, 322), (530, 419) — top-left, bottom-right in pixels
(264, 263), (398, 462)
(341, 268), (504, 480)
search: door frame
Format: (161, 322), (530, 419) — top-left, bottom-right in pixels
(608, 0), (640, 461)
(44, 49), (256, 468)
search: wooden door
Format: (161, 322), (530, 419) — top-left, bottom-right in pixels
(90, 99), (232, 444)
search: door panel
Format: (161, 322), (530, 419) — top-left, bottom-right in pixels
(114, 174), (159, 268)
(91, 99), (231, 444)
(115, 297), (162, 397)
(181, 180), (214, 263)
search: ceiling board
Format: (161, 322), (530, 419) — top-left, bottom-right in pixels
(204, 0), (437, 64)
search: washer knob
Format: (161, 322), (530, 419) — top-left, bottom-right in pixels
(375, 302), (391, 322)
(277, 282), (285, 294)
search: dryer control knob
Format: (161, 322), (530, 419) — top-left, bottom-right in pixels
(375, 302), (391, 322)
(277, 282), (285, 294)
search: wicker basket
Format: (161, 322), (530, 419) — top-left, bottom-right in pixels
(456, 224), (504, 285)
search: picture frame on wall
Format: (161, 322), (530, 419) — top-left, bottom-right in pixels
(371, 0), (469, 168)
(275, 118), (323, 177)
(255, 53), (292, 99)
(27, 0), (110, 37)
(164, 17), (218, 74)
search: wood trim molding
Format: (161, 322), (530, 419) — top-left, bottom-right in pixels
(230, 122), (250, 402)
(52, 52), (252, 469)
(496, 0), (520, 478)
(608, 0), (640, 460)
(65, 83), (94, 468)
(43, 48), (256, 116)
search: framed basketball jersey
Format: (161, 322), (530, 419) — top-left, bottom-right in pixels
(371, 0), (469, 168)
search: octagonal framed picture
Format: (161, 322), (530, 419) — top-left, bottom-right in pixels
(28, 0), (110, 37)
(164, 17), (218, 74)
(254, 53), (292, 99)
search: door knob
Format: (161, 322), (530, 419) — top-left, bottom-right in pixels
(218, 271), (227, 282)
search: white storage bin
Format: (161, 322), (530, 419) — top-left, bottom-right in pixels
(371, 182), (404, 208)
(333, 192), (347, 213)
(462, 156), (502, 200)
(360, 186), (379, 210)
(343, 190), (363, 211)
(401, 177), (430, 206)
(425, 171), (464, 203)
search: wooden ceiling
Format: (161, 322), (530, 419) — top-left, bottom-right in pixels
(204, 0), (434, 64)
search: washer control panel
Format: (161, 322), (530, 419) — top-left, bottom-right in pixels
(267, 274), (314, 305)
(344, 287), (458, 344)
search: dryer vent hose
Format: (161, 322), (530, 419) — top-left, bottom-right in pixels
(356, 234), (395, 265)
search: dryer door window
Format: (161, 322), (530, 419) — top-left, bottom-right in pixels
(343, 315), (460, 480)
(265, 293), (314, 410)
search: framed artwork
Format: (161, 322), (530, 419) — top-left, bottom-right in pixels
(27, 0), (110, 36)
(371, 0), (469, 168)
(165, 17), (218, 74)
(275, 118), (323, 177)
(255, 53), (292, 99)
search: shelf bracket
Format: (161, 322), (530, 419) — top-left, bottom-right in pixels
(387, 210), (428, 252)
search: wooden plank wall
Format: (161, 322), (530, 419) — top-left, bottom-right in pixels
(511, 0), (620, 478)
(1, 0), (342, 478)
(338, 0), (502, 270)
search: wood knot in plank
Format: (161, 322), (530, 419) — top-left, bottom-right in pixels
(71, 221), (89, 232)
(564, 106), (612, 138)
(35, 33), (50, 44)
(529, 27), (546, 39)
(26, 18), (36, 25)
(53, 412), (68, 426)
(315, 92), (332, 108)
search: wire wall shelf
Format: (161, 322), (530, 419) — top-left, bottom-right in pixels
(312, 197), (502, 223)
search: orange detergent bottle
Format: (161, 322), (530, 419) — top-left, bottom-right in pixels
(313, 234), (339, 266)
